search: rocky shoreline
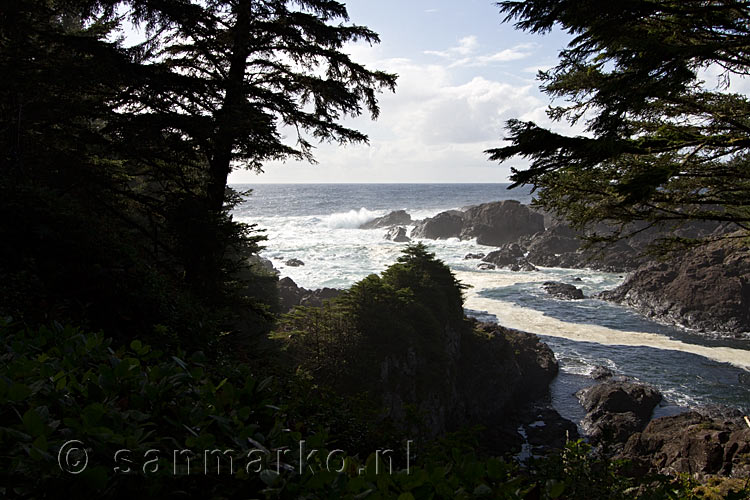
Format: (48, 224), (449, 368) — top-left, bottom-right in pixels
(576, 372), (750, 480)
(359, 201), (750, 335)
(266, 201), (749, 480)
(598, 237), (750, 335)
(276, 271), (750, 478)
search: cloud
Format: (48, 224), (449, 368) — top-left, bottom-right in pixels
(424, 36), (537, 68)
(424, 35), (478, 58)
(232, 40), (576, 183)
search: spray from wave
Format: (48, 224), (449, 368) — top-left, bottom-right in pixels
(325, 208), (381, 229)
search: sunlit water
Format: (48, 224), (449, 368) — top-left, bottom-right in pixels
(232, 184), (750, 416)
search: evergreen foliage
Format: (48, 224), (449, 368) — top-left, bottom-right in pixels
(0, 0), (394, 345)
(279, 244), (468, 391)
(487, 0), (750, 245)
(3, 319), (746, 498)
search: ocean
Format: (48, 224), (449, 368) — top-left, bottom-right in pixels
(232, 183), (750, 419)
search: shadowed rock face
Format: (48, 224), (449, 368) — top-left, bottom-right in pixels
(576, 379), (662, 445)
(460, 200), (545, 246)
(277, 277), (341, 312)
(621, 411), (750, 479)
(482, 243), (537, 271)
(598, 237), (750, 334)
(410, 201), (544, 245)
(384, 226), (410, 242)
(410, 210), (464, 239)
(542, 281), (584, 300)
(372, 319), (568, 455)
(359, 210), (412, 229)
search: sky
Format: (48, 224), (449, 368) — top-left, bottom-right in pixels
(229, 0), (576, 184)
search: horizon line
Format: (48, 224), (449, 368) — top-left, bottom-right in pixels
(229, 181), (516, 185)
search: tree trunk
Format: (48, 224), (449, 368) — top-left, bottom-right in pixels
(207, 0), (253, 214)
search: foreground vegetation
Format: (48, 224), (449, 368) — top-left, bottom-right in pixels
(2, 248), (749, 499)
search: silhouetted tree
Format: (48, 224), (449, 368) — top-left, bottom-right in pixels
(118, 0), (397, 287)
(488, 0), (750, 245)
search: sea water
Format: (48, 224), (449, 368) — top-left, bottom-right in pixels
(232, 183), (750, 416)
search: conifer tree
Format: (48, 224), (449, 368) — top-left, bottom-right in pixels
(488, 0), (750, 244)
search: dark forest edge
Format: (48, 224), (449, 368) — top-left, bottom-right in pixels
(3, 246), (749, 499)
(2, 0), (750, 498)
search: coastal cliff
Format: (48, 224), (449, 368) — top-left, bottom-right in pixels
(278, 244), (571, 454)
(598, 237), (750, 334)
(367, 202), (749, 335)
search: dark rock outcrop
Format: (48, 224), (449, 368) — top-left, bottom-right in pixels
(460, 200), (545, 246)
(520, 223), (645, 273)
(384, 226), (410, 242)
(590, 365), (614, 380)
(375, 318), (565, 453)
(521, 406), (580, 454)
(576, 380), (662, 444)
(598, 237), (750, 334)
(277, 277), (342, 312)
(359, 210), (412, 229)
(482, 243), (537, 271)
(410, 210), (464, 239)
(464, 253), (485, 260)
(285, 258), (305, 267)
(477, 262), (496, 270)
(621, 411), (750, 478)
(247, 254), (278, 276)
(446, 323), (564, 451)
(410, 201), (544, 246)
(542, 281), (584, 300)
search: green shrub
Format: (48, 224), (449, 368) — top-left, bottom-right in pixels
(1, 320), (742, 499)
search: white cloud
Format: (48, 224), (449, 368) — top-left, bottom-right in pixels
(424, 36), (537, 68)
(424, 35), (478, 58)
(230, 38), (578, 183)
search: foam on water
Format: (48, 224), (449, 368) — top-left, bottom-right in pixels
(325, 208), (381, 229)
(456, 270), (750, 371)
(233, 184), (750, 413)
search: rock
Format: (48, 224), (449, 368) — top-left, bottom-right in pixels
(460, 200), (545, 246)
(573, 277), (582, 282)
(300, 287), (341, 307)
(384, 226), (410, 242)
(521, 223), (644, 273)
(621, 411), (750, 478)
(464, 253), (485, 260)
(514, 262), (538, 272)
(278, 277), (303, 311)
(277, 276), (342, 312)
(452, 324), (561, 452)
(409, 200), (544, 246)
(482, 243), (537, 271)
(359, 210), (412, 229)
(576, 380), (662, 444)
(246, 254), (278, 276)
(590, 365), (614, 380)
(542, 281), (585, 300)
(285, 258), (305, 267)
(477, 262), (496, 270)
(598, 236), (750, 334)
(410, 210), (464, 239)
(358, 316), (561, 455)
(522, 407), (580, 452)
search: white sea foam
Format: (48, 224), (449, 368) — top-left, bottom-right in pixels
(325, 208), (381, 229)
(456, 270), (750, 371)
